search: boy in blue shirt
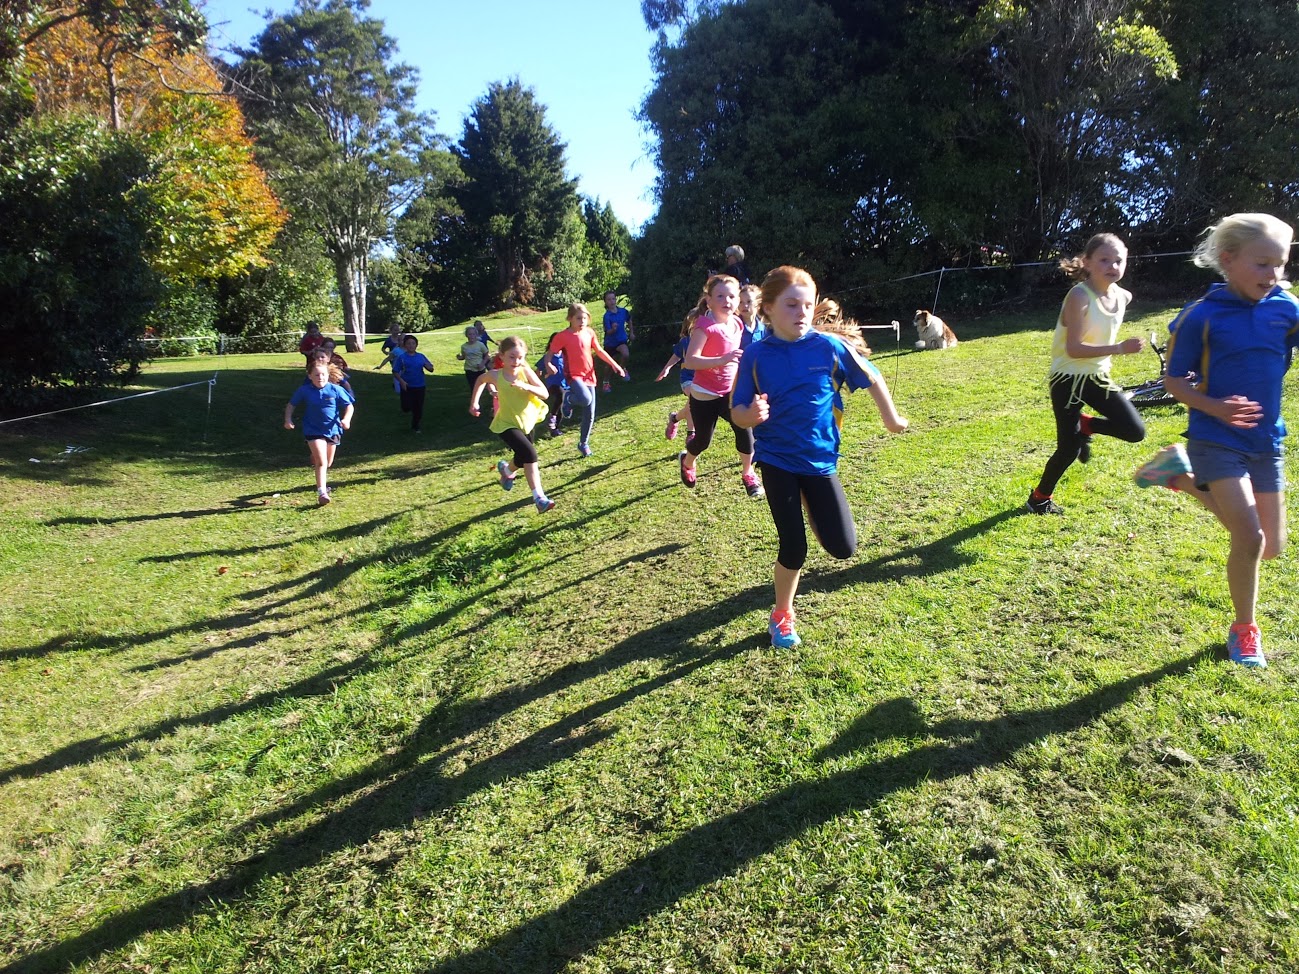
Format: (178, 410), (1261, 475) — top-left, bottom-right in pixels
(600, 291), (633, 391)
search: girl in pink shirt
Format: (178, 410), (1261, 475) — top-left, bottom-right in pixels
(678, 274), (763, 498)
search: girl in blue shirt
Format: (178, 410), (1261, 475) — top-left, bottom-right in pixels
(284, 359), (355, 506)
(732, 266), (908, 649)
(1133, 213), (1299, 668)
(395, 334), (434, 433)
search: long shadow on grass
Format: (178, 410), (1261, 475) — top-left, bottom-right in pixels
(417, 649), (1209, 973)
(2, 588), (769, 973)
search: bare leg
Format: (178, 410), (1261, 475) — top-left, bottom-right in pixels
(521, 461), (543, 495)
(774, 562), (800, 613)
(307, 439), (330, 493)
(1202, 476), (1264, 625)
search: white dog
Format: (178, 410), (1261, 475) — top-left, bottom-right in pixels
(913, 310), (958, 350)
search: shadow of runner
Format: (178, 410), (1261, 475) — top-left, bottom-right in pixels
(415, 650), (1208, 973)
(1, 588), (769, 973)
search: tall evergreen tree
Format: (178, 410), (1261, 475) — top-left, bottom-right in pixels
(453, 79), (578, 308)
(237, 0), (448, 350)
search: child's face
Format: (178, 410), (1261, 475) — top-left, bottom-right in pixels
(502, 346), (526, 369)
(1221, 236), (1289, 303)
(568, 309), (590, 330)
(403, 337), (418, 352)
(465, 327), (477, 340)
(738, 290), (756, 322)
(765, 284), (817, 342)
(706, 280), (739, 322)
(603, 293), (617, 310)
(1083, 243), (1127, 289)
(308, 366), (329, 388)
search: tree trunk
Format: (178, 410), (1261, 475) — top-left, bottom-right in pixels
(333, 253), (366, 352)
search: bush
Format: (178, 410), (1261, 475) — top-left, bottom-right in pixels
(0, 114), (160, 411)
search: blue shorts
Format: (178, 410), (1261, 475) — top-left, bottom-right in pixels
(1187, 438), (1285, 493)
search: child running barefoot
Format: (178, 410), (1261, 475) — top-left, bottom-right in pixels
(545, 303), (626, 456)
(655, 309), (699, 441)
(1027, 233), (1147, 514)
(1133, 213), (1299, 668)
(679, 274), (763, 498)
(469, 336), (556, 513)
(732, 266), (908, 648)
(284, 359), (355, 506)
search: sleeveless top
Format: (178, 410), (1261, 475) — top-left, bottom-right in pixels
(1049, 282), (1130, 397)
(490, 370), (548, 435)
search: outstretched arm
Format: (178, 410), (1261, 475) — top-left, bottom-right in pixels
(468, 371), (495, 416)
(867, 377), (909, 433)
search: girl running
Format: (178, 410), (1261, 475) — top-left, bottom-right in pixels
(1133, 213), (1299, 668)
(544, 303), (626, 456)
(1027, 232), (1147, 514)
(655, 308), (700, 441)
(469, 336), (556, 513)
(284, 359), (355, 506)
(732, 266), (908, 648)
(679, 274), (763, 498)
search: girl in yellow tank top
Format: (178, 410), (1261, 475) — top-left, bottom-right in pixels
(1027, 233), (1148, 515)
(469, 336), (556, 513)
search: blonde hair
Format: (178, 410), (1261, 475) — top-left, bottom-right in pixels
(499, 335), (527, 356)
(1193, 213), (1294, 275)
(813, 299), (871, 355)
(1058, 233), (1126, 282)
(565, 302), (589, 322)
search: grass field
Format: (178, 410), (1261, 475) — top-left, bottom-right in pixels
(1, 299), (1297, 973)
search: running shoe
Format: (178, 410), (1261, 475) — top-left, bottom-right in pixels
(602, 380), (612, 393)
(578, 442), (592, 457)
(1227, 622), (1267, 669)
(497, 459), (515, 491)
(535, 495), (556, 513)
(665, 411), (679, 440)
(562, 394), (573, 420)
(769, 609), (801, 649)
(742, 471), (765, 499)
(317, 488), (331, 507)
(679, 450), (696, 488)
(1025, 493), (1063, 515)
(1133, 443), (1192, 489)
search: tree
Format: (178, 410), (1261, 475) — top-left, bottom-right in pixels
(368, 254), (431, 333)
(582, 197), (631, 297)
(237, 0), (448, 351)
(2, 1), (207, 127)
(453, 79), (579, 308)
(0, 113), (159, 408)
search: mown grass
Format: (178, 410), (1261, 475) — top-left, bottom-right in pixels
(2, 299), (1297, 973)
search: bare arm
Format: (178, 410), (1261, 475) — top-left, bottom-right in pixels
(683, 327), (741, 371)
(283, 402), (296, 430)
(656, 353), (682, 381)
(867, 377), (909, 433)
(1063, 287), (1143, 359)
(468, 371), (495, 416)
(592, 339), (626, 376)
(339, 403), (354, 431)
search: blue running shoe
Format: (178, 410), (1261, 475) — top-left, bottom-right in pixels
(578, 442), (592, 457)
(1227, 622), (1267, 668)
(535, 495), (556, 513)
(769, 609), (801, 649)
(497, 459), (515, 491)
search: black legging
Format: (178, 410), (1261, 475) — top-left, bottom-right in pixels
(685, 393), (754, 458)
(758, 462), (856, 570)
(399, 385), (426, 430)
(1036, 374), (1146, 496)
(499, 427), (538, 467)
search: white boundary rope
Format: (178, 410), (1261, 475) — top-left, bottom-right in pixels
(0, 375), (217, 427)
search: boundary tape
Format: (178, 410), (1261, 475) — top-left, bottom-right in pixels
(0, 376), (217, 427)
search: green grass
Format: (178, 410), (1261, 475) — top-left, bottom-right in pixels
(2, 299), (1298, 973)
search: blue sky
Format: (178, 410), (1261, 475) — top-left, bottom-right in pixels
(200, 0), (661, 232)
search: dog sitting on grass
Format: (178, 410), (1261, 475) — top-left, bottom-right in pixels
(913, 310), (958, 350)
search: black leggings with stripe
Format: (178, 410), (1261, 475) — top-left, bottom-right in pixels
(1035, 373), (1145, 496)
